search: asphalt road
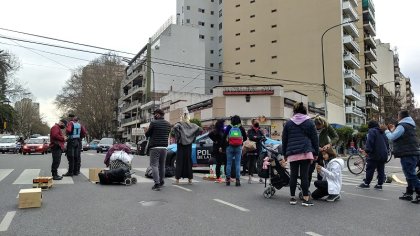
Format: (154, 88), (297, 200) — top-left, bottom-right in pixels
(0, 151), (418, 236)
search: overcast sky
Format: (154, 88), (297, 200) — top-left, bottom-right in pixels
(0, 0), (418, 126)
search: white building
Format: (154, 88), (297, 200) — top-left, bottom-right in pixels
(176, 0), (223, 94)
(375, 39), (395, 95)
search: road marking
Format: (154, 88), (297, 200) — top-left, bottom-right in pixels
(306, 232), (323, 236)
(80, 168), (90, 180)
(213, 199), (250, 212)
(386, 166), (402, 169)
(172, 185), (192, 192)
(56, 169), (74, 184)
(132, 174), (153, 183)
(169, 177), (200, 183)
(0, 211), (16, 232)
(13, 169), (40, 184)
(0, 169), (13, 182)
(392, 174), (407, 185)
(133, 168), (147, 172)
(341, 191), (389, 201)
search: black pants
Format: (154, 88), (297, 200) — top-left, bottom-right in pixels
(51, 146), (62, 175)
(247, 153), (258, 176)
(215, 153), (226, 178)
(312, 180), (329, 200)
(66, 139), (80, 174)
(289, 160), (311, 197)
(364, 159), (386, 185)
(308, 159), (324, 188)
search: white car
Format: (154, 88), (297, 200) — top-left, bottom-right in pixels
(0, 135), (20, 154)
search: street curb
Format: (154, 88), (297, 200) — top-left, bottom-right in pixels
(392, 174), (407, 185)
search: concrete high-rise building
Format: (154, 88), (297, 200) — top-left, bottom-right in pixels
(176, 0), (223, 94)
(222, 0), (368, 126)
(375, 39), (395, 95)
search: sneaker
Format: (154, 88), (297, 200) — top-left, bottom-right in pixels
(52, 175), (63, 181)
(214, 178), (223, 183)
(62, 172), (73, 177)
(357, 183), (370, 189)
(289, 197), (297, 205)
(326, 194), (340, 202)
(411, 195), (420, 204)
(374, 185), (383, 191)
(226, 179), (230, 186)
(235, 179), (241, 187)
(302, 199), (314, 206)
(152, 184), (161, 191)
(159, 181), (165, 187)
(399, 193), (413, 201)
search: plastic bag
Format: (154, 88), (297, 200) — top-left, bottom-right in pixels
(110, 150), (133, 164)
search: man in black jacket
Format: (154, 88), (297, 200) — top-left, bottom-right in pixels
(145, 109), (171, 191)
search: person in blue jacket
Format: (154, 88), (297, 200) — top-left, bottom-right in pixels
(358, 120), (389, 190)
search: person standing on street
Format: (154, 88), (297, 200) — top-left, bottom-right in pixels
(209, 119), (227, 183)
(172, 111), (203, 185)
(145, 109), (171, 191)
(282, 102), (319, 206)
(50, 119), (67, 180)
(358, 120), (389, 190)
(247, 118), (265, 184)
(383, 110), (420, 204)
(224, 115), (247, 187)
(64, 115), (86, 176)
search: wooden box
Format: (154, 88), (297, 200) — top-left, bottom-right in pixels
(32, 177), (53, 190)
(19, 188), (42, 209)
(89, 168), (102, 182)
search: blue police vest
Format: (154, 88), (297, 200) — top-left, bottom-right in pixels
(70, 122), (81, 139)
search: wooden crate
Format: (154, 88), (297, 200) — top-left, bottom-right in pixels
(33, 177), (53, 190)
(19, 188), (42, 209)
(89, 168), (103, 183)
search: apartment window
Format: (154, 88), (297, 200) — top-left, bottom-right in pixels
(250, 29), (255, 33)
(235, 19), (240, 22)
(235, 76), (240, 79)
(210, 24), (214, 28)
(210, 36), (214, 41)
(210, 76), (214, 80)
(250, 15), (255, 18)
(250, 44), (255, 48)
(186, 19), (190, 23)
(186, 6), (190, 10)
(218, 62), (222, 69)
(218, 49), (222, 57)
(271, 40), (277, 43)
(272, 55), (277, 59)
(198, 8), (205, 13)
(211, 11), (214, 15)
(235, 47), (240, 51)
(198, 21), (205, 26)
(219, 9), (222, 17)
(272, 71), (278, 75)
(199, 35), (205, 39)
(250, 59), (255, 63)
(211, 0), (214, 2)
(271, 25), (277, 28)
(235, 33), (240, 36)
(219, 35), (222, 43)
(235, 62), (240, 65)
(219, 76), (223, 82)
(219, 23), (222, 30)
(250, 0), (255, 3)
(219, 0), (222, 4)
(236, 4), (240, 7)
(271, 9), (277, 13)
(210, 63), (214, 67)
(210, 89), (213, 94)
(210, 50), (214, 54)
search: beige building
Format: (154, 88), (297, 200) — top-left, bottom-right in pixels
(221, 0), (370, 127)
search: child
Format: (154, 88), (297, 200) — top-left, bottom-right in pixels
(312, 148), (344, 202)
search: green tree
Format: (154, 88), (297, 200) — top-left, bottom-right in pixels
(335, 126), (354, 152)
(189, 118), (202, 127)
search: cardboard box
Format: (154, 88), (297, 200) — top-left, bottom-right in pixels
(19, 188), (42, 209)
(33, 177), (53, 189)
(89, 168), (102, 182)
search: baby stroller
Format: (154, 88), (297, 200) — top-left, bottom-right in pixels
(108, 149), (137, 186)
(258, 142), (303, 199)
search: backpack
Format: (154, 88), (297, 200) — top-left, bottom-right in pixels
(98, 167), (129, 185)
(145, 166), (153, 179)
(228, 125), (243, 146)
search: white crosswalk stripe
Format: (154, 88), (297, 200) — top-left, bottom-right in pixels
(56, 169), (75, 184)
(0, 169), (13, 182)
(13, 169), (40, 185)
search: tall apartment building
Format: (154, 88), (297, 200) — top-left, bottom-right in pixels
(222, 0), (368, 126)
(176, 0), (223, 94)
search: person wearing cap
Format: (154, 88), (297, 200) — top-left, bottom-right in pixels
(50, 119), (68, 180)
(64, 115), (87, 176)
(145, 109), (171, 191)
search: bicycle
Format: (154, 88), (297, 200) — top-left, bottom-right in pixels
(347, 148), (366, 175)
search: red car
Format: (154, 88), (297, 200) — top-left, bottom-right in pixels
(22, 138), (49, 155)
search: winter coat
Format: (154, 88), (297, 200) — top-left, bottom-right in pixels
(247, 127), (265, 154)
(365, 127), (389, 162)
(386, 117), (420, 158)
(173, 122), (203, 145)
(145, 118), (171, 148)
(320, 158), (344, 195)
(50, 124), (65, 150)
(209, 129), (227, 155)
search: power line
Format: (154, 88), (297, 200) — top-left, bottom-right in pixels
(0, 27), (136, 56)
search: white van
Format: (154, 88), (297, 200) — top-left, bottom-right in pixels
(0, 135), (20, 154)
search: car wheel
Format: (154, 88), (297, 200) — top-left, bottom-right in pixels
(97, 150), (99, 153)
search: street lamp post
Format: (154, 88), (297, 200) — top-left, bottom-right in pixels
(321, 19), (359, 119)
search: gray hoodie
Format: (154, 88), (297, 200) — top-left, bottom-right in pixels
(173, 122), (203, 145)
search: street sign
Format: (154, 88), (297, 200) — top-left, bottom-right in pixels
(131, 128), (144, 136)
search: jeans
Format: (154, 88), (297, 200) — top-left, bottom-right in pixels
(66, 139), (80, 174)
(150, 148), (167, 185)
(226, 146), (242, 180)
(289, 160), (311, 197)
(312, 180), (328, 200)
(364, 159), (386, 185)
(51, 146), (62, 175)
(400, 156), (420, 191)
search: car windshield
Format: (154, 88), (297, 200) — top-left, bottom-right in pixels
(27, 139), (44, 144)
(0, 138), (15, 143)
(100, 138), (113, 145)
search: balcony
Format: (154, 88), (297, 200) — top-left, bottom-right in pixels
(348, 0), (358, 7)
(345, 87), (362, 101)
(343, 51), (361, 69)
(365, 75), (379, 87)
(122, 100), (141, 113)
(343, 1), (358, 20)
(394, 68), (400, 77)
(121, 116), (142, 127)
(366, 102), (379, 111)
(364, 35), (376, 49)
(363, 21), (376, 37)
(345, 106), (364, 117)
(364, 48), (377, 61)
(343, 35), (360, 52)
(363, 7), (375, 24)
(343, 18), (359, 38)
(365, 61), (377, 74)
(366, 89), (379, 98)
(344, 69), (361, 85)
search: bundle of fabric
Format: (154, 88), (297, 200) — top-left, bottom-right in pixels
(110, 150), (133, 164)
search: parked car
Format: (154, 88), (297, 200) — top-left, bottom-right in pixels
(89, 139), (100, 150)
(97, 138), (115, 153)
(0, 135), (20, 154)
(22, 138), (49, 155)
(165, 132), (281, 168)
(82, 139), (89, 151)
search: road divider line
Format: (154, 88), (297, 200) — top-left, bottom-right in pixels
(341, 191), (389, 201)
(213, 199), (250, 212)
(0, 211), (16, 232)
(306, 232), (323, 236)
(13, 169), (40, 184)
(172, 185), (192, 192)
(0, 169), (14, 182)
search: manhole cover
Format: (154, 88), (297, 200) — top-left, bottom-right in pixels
(138, 200), (167, 207)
